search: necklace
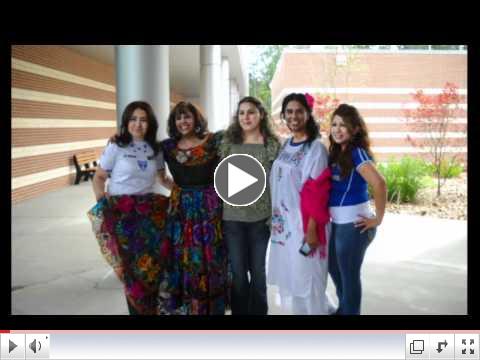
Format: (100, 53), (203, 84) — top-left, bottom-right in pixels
(175, 134), (210, 163)
(176, 149), (192, 164)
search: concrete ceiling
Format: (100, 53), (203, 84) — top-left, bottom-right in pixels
(64, 45), (247, 98)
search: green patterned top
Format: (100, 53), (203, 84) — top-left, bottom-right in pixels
(218, 135), (281, 223)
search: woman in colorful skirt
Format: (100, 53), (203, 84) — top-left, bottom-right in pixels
(91, 101), (169, 315)
(157, 101), (228, 315)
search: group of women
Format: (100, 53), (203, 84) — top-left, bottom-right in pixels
(89, 92), (387, 316)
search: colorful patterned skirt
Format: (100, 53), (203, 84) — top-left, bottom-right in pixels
(87, 193), (169, 315)
(158, 184), (229, 315)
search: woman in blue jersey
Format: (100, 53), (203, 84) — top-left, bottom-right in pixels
(328, 104), (387, 315)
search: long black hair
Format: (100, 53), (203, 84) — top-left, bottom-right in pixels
(167, 101), (208, 140)
(224, 96), (278, 145)
(280, 93), (319, 144)
(329, 103), (374, 179)
(112, 101), (160, 155)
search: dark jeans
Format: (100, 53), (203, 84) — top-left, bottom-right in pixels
(328, 222), (376, 315)
(223, 219), (270, 315)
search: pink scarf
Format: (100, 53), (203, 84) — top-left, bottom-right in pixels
(300, 167), (332, 259)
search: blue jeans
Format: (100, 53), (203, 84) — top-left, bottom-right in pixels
(223, 219), (270, 315)
(328, 222), (376, 315)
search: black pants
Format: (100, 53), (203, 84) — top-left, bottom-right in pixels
(223, 219), (270, 315)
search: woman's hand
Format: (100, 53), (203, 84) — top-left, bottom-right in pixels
(96, 191), (110, 202)
(93, 167), (109, 202)
(158, 169), (175, 191)
(305, 230), (319, 249)
(305, 218), (320, 249)
(357, 162), (387, 233)
(305, 217), (319, 248)
(164, 177), (175, 190)
(354, 215), (381, 233)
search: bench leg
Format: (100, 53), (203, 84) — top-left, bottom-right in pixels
(74, 171), (82, 185)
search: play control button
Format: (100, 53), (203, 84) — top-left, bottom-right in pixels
(9, 340), (17, 353)
(1, 334), (26, 359)
(214, 154), (266, 206)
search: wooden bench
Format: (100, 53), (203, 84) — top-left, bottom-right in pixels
(73, 150), (99, 185)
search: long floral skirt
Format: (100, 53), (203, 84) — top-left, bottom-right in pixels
(88, 193), (169, 315)
(158, 184), (229, 315)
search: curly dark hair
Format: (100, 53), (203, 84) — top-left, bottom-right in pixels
(280, 93), (320, 144)
(224, 96), (279, 145)
(328, 103), (374, 179)
(112, 101), (160, 155)
(167, 101), (208, 140)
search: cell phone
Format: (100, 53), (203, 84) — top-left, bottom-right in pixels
(299, 241), (313, 256)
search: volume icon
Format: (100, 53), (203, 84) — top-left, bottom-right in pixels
(29, 338), (41, 353)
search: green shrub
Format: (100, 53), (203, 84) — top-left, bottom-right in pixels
(376, 157), (430, 204)
(425, 157), (464, 179)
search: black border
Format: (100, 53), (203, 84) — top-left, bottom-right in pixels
(5, 35), (478, 330)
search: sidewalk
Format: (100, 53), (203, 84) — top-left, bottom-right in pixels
(11, 181), (467, 315)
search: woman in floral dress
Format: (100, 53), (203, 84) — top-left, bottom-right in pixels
(157, 101), (228, 315)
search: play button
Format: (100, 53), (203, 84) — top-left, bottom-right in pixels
(9, 340), (17, 353)
(1, 334), (26, 359)
(227, 163), (258, 197)
(214, 154), (266, 206)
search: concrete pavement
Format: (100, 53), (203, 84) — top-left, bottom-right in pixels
(11, 181), (467, 315)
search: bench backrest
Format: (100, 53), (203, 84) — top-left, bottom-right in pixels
(74, 151), (98, 167)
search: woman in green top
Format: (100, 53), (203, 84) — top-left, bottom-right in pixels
(219, 96), (280, 315)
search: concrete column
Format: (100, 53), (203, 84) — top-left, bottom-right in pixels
(115, 45), (170, 140)
(200, 45), (222, 132)
(221, 57), (231, 129)
(230, 79), (239, 119)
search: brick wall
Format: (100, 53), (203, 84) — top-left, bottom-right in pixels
(12, 46), (188, 203)
(270, 50), (467, 163)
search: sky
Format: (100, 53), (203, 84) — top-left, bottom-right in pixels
(244, 45), (271, 78)
(244, 45), (259, 74)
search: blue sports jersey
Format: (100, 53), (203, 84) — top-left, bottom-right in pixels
(329, 147), (372, 207)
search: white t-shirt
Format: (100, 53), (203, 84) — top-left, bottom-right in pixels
(99, 140), (164, 196)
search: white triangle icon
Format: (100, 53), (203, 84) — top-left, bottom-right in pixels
(228, 162), (258, 198)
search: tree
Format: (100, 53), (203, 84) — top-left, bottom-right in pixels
(350, 45), (373, 49)
(249, 45), (289, 110)
(398, 45), (430, 50)
(404, 82), (464, 196)
(313, 94), (340, 133)
(431, 45), (463, 50)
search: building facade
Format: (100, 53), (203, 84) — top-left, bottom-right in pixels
(12, 45), (248, 203)
(270, 47), (467, 163)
